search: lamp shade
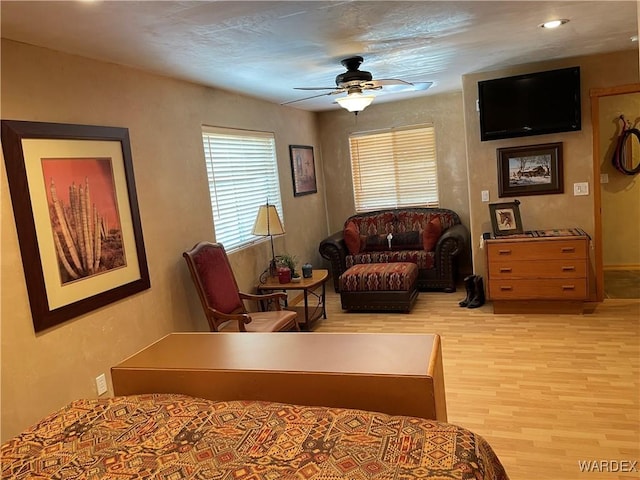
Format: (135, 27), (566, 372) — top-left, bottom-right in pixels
(252, 204), (285, 236)
(336, 91), (375, 113)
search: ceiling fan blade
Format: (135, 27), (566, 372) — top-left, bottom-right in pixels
(411, 82), (434, 91)
(363, 80), (433, 94)
(281, 90), (343, 105)
(294, 87), (339, 91)
(368, 79), (414, 87)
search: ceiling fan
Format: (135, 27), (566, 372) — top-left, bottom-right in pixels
(282, 56), (432, 114)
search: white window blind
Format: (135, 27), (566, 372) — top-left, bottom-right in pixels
(349, 125), (439, 212)
(202, 126), (283, 251)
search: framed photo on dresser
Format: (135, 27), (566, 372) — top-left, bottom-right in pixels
(489, 200), (523, 236)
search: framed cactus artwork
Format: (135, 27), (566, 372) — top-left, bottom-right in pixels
(1, 120), (150, 332)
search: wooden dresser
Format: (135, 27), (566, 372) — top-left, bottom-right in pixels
(486, 233), (589, 314)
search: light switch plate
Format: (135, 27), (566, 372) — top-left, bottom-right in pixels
(573, 182), (589, 196)
(600, 173), (609, 184)
(481, 190), (490, 202)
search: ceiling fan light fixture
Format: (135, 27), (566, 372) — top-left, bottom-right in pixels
(336, 91), (375, 113)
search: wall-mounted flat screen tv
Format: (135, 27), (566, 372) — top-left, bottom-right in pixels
(478, 66), (581, 141)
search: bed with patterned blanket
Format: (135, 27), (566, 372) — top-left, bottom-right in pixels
(1, 393), (509, 479)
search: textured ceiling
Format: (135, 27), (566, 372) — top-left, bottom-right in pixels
(1, 1), (638, 111)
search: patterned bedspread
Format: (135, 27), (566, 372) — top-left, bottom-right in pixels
(1, 394), (509, 479)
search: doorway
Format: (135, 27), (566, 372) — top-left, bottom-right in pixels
(591, 84), (640, 301)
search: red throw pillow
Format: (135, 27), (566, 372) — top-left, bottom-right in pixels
(422, 217), (442, 251)
(344, 221), (361, 255)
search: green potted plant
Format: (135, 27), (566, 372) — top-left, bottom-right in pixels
(278, 253), (300, 281)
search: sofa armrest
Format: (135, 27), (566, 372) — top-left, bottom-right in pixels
(435, 223), (469, 258)
(433, 223), (470, 291)
(319, 231), (348, 292)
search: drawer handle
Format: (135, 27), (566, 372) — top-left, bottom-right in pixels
(561, 266), (576, 272)
(498, 249), (512, 255)
(499, 267), (512, 273)
(499, 286), (513, 291)
(561, 247), (576, 253)
(562, 285), (576, 290)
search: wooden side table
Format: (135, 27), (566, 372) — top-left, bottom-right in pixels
(257, 269), (328, 330)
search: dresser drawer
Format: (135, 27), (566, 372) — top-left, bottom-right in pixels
(489, 278), (588, 300)
(487, 239), (587, 261)
(488, 259), (587, 279)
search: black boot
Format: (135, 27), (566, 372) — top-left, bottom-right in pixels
(467, 275), (485, 308)
(458, 275), (476, 307)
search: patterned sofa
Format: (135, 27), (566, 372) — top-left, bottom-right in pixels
(319, 208), (469, 292)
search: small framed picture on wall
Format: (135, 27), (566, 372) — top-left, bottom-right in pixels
(289, 145), (317, 196)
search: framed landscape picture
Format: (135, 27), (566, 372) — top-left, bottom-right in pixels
(289, 145), (317, 196)
(497, 142), (563, 197)
(1, 120), (150, 332)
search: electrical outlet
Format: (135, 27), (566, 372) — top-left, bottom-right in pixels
(573, 182), (589, 196)
(96, 373), (108, 396)
(481, 190), (490, 202)
(600, 173), (609, 184)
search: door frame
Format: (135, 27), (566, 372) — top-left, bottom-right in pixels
(590, 83), (640, 302)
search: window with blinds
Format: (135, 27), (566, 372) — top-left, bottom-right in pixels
(349, 125), (439, 212)
(201, 126), (283, 252)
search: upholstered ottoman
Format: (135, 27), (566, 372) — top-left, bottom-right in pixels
(339, 262), (419, 312)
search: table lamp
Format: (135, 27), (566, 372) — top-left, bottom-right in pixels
(252, 201), (285, 276)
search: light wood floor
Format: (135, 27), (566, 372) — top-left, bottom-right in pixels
(313, 289), (640, 480)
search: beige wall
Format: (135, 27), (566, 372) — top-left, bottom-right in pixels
(318, 92), (470, 233)
(0, 39), (326, 440)
(599, 92), (640, 267)
(2, 38), (639, 441)
(317, 92), (471, 274)
(317, 50), (639, 278)
(461, 50), (639, 287)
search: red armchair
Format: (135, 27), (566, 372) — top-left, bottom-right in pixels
(183, 242), (299, 332)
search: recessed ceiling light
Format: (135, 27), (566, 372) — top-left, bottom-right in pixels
(540, 19), (570, 29)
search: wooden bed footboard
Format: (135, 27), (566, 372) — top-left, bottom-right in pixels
(112, 332), (447, 421)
